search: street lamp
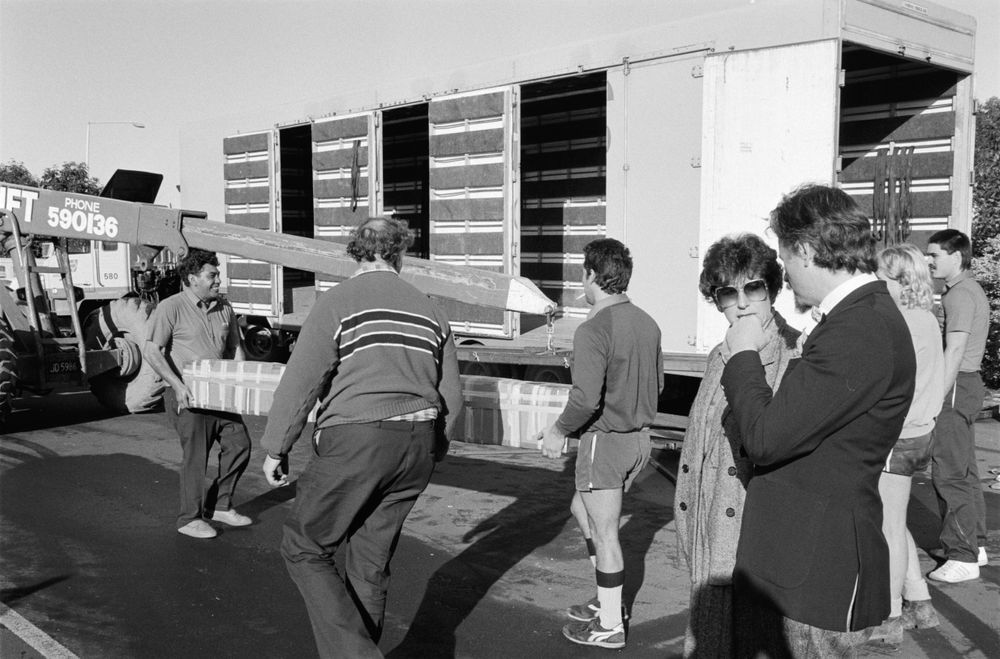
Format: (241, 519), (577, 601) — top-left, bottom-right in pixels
(85, 121), (146, 169)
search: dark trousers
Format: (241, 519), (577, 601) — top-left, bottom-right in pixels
(281, 420), (436, 659)
(931, 371), (987, 562)
(164, 388), (251, 527)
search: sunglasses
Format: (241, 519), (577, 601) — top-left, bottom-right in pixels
(713, 279), (769, 309)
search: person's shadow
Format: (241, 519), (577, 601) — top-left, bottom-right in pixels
(387, 456), (577, 657)
(387, 451), (673, 658)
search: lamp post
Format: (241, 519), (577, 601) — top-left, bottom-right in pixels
(85, 121), (146, 169)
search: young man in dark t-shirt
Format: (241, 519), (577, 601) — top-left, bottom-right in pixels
(539, 238), (663, 650)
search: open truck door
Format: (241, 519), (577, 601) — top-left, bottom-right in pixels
(696, 39), (841, 348)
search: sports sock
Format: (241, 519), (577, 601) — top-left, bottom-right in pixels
(596, 569), (624, 629)
(585, 537), (597, 567)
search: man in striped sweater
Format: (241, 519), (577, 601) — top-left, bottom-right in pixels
(261, 216), (462, 659)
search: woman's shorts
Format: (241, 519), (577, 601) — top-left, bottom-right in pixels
(575, 429), (652, 492)
(883, 431), (933, 476)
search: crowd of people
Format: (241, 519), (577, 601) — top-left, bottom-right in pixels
(143, 183), (991, 658)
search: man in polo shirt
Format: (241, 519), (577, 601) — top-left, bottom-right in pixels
(144, 248), (252, 539)
(925, 229), (990, 582)
(539, 238), (663, 650)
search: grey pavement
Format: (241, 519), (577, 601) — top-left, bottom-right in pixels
(1, 392), (998, 658)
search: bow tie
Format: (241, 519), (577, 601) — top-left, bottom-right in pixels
(811, 307), (825, 323)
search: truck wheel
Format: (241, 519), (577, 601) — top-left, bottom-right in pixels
(244, 325), (281, 362)
(459, 361), (512, 378)
(0, 324), (16, 426)
(524, 364), (572, 384)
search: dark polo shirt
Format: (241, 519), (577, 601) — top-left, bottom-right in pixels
(942, 271), (989, 372)
(146, 288), (241, 375)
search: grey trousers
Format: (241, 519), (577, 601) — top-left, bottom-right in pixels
(281, 420), (436, 659)
(164, 388), (251, 527)
(931, 371), (987, 562)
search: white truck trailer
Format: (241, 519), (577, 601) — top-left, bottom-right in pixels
(179, 0), (977, 409)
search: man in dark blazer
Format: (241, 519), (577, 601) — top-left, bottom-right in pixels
(721, 184), (915, 656)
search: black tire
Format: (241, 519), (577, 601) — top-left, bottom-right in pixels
(244, 325), (281, 362)
(524, 364), (572, 384)
(459, 361), (512, 378)
(0, 323), (16, 426)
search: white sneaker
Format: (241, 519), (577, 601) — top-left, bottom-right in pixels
(211, 508), (252, 526)
(928, 560), (979, 583)
(978, 547), (988, 567)
(177, 519), (217, 539)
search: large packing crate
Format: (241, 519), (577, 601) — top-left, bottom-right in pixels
(452, 375), (575, 449)
(182, 359), (318, 421)
(181, 361), (574, 449)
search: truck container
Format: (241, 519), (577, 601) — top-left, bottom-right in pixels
(179, 0), (976, 404)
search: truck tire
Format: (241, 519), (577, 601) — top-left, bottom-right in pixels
(0, 324), (16, 426)
(244, 325), (283, 362)
(524, 364), (572, 384)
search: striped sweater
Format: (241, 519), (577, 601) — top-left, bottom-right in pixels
(261, 269), (462, 457)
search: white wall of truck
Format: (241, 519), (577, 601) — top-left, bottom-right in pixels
(178, 0), (976, 376)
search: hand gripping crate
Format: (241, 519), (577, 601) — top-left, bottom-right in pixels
(454, 375), (575, 449)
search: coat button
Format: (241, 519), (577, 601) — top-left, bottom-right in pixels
(728, 466), (737, 476)
(679, 502), (688, 511)
(725, 507), (735, 517)
(682, 464), (689, 473)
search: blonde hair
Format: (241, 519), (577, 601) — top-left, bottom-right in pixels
(877, 243), (935, 310)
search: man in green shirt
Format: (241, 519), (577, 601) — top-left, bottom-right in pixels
(539, 238), (663, 650)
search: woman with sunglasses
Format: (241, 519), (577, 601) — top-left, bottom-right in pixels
(867, 243), (944, 646)
(674, 232), (800, 657)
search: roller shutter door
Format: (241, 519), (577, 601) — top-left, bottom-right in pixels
(312, 113), (378, 291)
(223, 131), (277, 315)
(428, 88), (518, 337)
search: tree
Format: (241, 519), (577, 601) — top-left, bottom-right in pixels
(972, 97), (1000, 391)
(39, 161), (102, 195)
(0, 160), (39, 186)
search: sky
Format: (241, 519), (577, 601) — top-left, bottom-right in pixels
(2, 0), (998, 210)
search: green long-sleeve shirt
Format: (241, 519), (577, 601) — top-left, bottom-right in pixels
(555, 294), (663, 435)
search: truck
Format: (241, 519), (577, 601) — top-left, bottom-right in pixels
(0, 179), (552, 425)
(179, 0), (977, 406)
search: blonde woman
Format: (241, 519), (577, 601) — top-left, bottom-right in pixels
(869, 243), (944, 645)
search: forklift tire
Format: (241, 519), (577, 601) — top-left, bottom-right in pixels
(0, 324), (16, 426)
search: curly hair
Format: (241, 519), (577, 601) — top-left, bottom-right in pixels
(583, 238), (632, 294)
(178, 248), (219, 286)
(877, 243), (935, 311)
(699, 233), (784, 303)
(769, 184), (877, 274)
(346, 216), (414, 263)
(927, 228), (972, 270)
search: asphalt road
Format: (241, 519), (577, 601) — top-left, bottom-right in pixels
(1, 389), (998, 658)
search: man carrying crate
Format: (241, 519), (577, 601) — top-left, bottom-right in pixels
(538, 238), (663, 650)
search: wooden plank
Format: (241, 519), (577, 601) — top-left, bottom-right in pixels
(429, 92), (505, 123)
(181, 218), (554, 315)
(224, 187), (270, 205)
(224, 133), (268, 155)
(224, 161), (270, 180)
(839, 112), (955, 146)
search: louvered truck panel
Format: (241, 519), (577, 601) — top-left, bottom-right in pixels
(836, 47), (966, 250)
(312, 113), (377, 292)
(429, 88), (518, 338)
(223, 131), (278, 315)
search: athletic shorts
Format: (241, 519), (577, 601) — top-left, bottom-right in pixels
(575, 429), (651, 492)
(883, 431), (933, 476)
